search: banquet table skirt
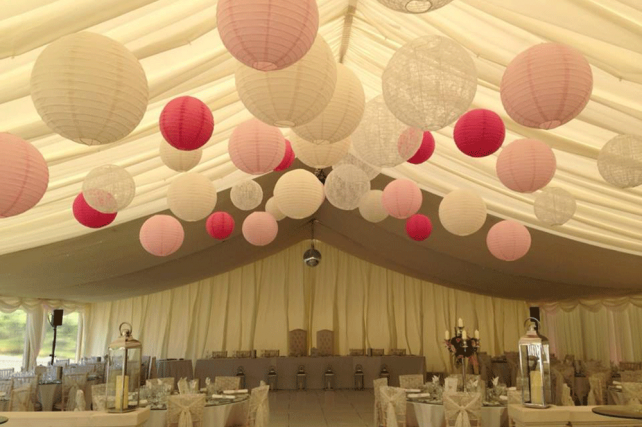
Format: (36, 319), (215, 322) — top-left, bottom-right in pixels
(155, 360), (193, 388)
(143, 400), (249, 427)
(406, 401), (508, 427)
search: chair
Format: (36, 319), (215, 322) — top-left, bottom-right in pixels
(232, 351), (250, 358)
(477, 352), (493, 385)
(0, 378), (12, 395)
(504, 352), (519, 387)
(213, 376), (241, 392)
(316, 330), (334, 356)
(12, 375), (38, 411)
(349, 349), (365, 356)
(622, 382), (642, 405)
(379, 386), (406, 427)
(9, 385), (32, 412)
(587, 370), (610, 406)
(443, 392), (482, 427)
(247, 384), (269, 427)
(372, 349), (385, 356)
(61, 372), (88, 411)
(620, 370), (642, 383)
(92, 384), (106, 411)
(373, 377), (388, 427)
(288, 329), (307, 357)
(619, 362), (642, 371)
(55, 359), (70, 367)
(141, 356), (151, 386)
(399, 374), (423, 389)
(0, 368), (14, 378)
(167, 394), (205, 427)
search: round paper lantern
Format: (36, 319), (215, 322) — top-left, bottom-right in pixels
(454, 109), (505, 157)
(407, 132), (435, 164)
(324, 165), (370, 210)
(228, 119), (286, 174)
(82, 165), (135, 214)
(534, 187), (576, 226)
(274, 139), (295, 172)
(265, 197), (286, 221)
(597, 134), (642, 188)
(293, 64), (365, 144)
(501, 43), (593, 130)
(358, 190), (388, 223)
(406, 214), (432, 241)
(159, 96), (214, 151)
(352, 96), (422, 167)
(377, 0), (454, 13)
(159, 141), (202, 172)
(0, 133), (49, 218)
(235, 36), (337, 127)
(486, 220), (531, 261)
(496, 139), (557, 193)
(242, 212), (278, 246)
(73, 192), (116, 228)
(382, 179), (423, 219)
(139, 215), (184, 257)
(30, 32), (148, 145)
(291, 136), (350, 169)
(206, 211), (235, 240)
(382, 36), (477, 131)
(217, 0), (318, 71)
(167, 173), (217, 222)
(438, 189), (487, 236)
(274, 169), (325, 219)
(230, 180), (263, 211)
(334, 151), (380, 180)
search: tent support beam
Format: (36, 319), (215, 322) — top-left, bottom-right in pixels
(339, 0), (359, 64)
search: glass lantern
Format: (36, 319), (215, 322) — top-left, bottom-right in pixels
(296, 365), (307, 390)
(354, 364), (364, 390)
(236, 366), (246, 389)
(518, 318), (552, 409)
(267, 366), (277, 391)
(106, 322), (141, 413)
(323, 365), (335, 390)
(379, 365), (391, 382)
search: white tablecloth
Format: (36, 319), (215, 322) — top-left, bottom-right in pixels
(143, 400), (249, 427)
(406, 402), (508, 427)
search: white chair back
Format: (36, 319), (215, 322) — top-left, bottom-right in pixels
(12, 375), (38, 411)
(0, 368), (15, 378)
(62, 372), (88, 411)
(248, 384), (269, 427)
(9, 385), (32, 412)
(373, 377), (388, 427)
(399, 374), (423, 389)
(213, 376), (240, 392)
(167, 394), (205, 427)
(622, 382), (642, 406)
(379, 386), (406, 427)
(621, 370), (642, 383)
(92, 383), (107, 411)
(443, 392), (482, 427)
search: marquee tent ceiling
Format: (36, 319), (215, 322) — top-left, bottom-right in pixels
(0, 0), (641, 302)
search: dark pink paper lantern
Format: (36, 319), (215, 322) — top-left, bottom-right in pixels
(139, 215), (184, 257)
(406, 214), (432, 241)
(206, 211), (235, 240)
(496, 139), (557, 193)
(160, 96), (214, 151)
(382, 179), (423, 219)
(73, 192), (117, 228)
(486, 220), (531, 261)
(454, 109), (505, 157)
(407, 132), (435, 164)
(274, 139), (295, 171)
(242, 212), (278, 246)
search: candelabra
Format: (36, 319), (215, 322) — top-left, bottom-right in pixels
(444, 318), (480, 391)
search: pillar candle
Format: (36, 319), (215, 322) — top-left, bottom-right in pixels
(462, 330), (467, 340)
(458, 318), (463, 327)
(445, 330), (450, 340)
(474, 330), (479, 339)
(530, 370), (543, 405)
(115, 375), (129, 410)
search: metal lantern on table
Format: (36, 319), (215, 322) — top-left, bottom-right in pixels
(354, 364), (364, 390)
(323, 365), (335, 390)
(267, 366), (278, 391)
(518, 317), (552, 408)
(106, 322), (141, 412)
(379, 365), (391, 382)
(296, 365), (307, 390)
(236, 366), (246, 389)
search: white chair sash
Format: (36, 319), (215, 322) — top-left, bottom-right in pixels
(167, 394), (205, 427)
(177, 404), (194, 427)
(385, 401), (398, 427)
(379, 386), (406, 427)
(74, 389), (86, 411)
(444, 392), (482, 427)
(249, 385), (270, 427)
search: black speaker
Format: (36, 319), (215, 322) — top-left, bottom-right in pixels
(51, 309), (64, 327)
(529, 307), (540, 330)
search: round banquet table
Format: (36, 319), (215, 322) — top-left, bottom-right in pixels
(406, 401), (508, 427)
(156, 360), (193, 388)
(0, 416), (7, 424)
(592, 405), (642, 420)
(143, 399), (249, 427)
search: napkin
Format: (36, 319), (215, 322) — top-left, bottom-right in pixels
(432, 375), (440, 384)
(205, 377), (211, 386)
(212, 394), (236, 400)
(492, 377), (499, 387)
(177, 377), (188, 394)
(613, 380), (621, 385)
(408, 393), (430, 399)
(223, 389), (248, 394)
(403, 388), (422, 393)
(499, 395), (508, 401)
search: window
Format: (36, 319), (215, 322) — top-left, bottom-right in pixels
(38, 312), (79, 366)
(0, 310), (27, 372)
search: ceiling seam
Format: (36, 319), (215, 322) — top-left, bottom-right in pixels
(339, 0), (359, 64)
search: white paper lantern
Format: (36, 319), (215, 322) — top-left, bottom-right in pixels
(597, 134), (642, 188)
(382, 36), (477, 131)
(274, 169), (325, 219)
(359, 190), (388, 223)
(159, 141), (202, 172)
(534, 188), (576, 226)
(231, 180), (263, 211)
(290, 136), (351, 169)
(82, 165), (135, 214)
(30, 32), (148, 145)
(324, 165), (371, 211)
(334, 150), (381, 180)
(438, 189), (487, 236)
(377, 0), (454, 13)
(167, 173), (217, 222)
(292, 64), (365, 144)
(235, 36), (337, 127)
(351, 96), (422, 167)
(266, 197), (286, 221)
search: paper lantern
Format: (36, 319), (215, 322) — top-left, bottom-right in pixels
(534, 188), (576, 226)
(377, 0), (454, 13)
(597, 134), (642, 188)
(293, 64), (365, 144)
(274, 139), (295, 171)
(217, 0), (318, 71)
(382, 179), (422, 219)
(382, 36), (477, 131)
(324, 165), (370, 211)
(235, 36), (337, 127)
(230, 180), (263, 211)
(291, 136), (350, 169)
(501, 43), (593, 130)
(30, 32), (148, 145)
(242, 212), (278, 246)
(334, 150), (380, 180)
(167, 173), (217, 222)
(0, 133), (49, 218)
(454, 109), (505, 157)
(139, 215), (184, 257)
(352, 96), (422, 167)
(406, 214), (432, 241)
(159, 141), (202, 172)
(228, 119), (286, 174)
(82, 165), (135, 214)
(486, 220), (531, 261)
(496, 139), (557, 193)
(206, 212), (235, 240)
(358, 190), (388, 223)
(159, 96), (214, 151)
(274, 169), (325, 219)
(438, 189), (487, 236)
(266, 197), (286, 221)
(407, 132), (435, 164)
(73, 192), (116, 228)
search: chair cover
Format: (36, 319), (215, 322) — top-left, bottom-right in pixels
(379, 386), (406, 427)
(92, 383), (107, 411)
(443, 392), (482, 427)
(288, 329), (308, 357)
(621, 370), (642, 383)
(74, 389), (86, 411)
(316, 330), (334, 356)
(507, 389), (521, 404)
(504, 352), (519, 388)
(587, 371), (610, 405)
(167, 394), (205, 427)
(10, 385), (32, 412)
(622, 382), (642, 406)
(62, 372), (88, 411)
(619, 362), (642, 371)
(373, 377), (388, 427)
(561, 384), (575, 406)
(213, 376), (240, 392)
(248, 384), (269, 427)
(12, 375), (37, 411)
(399, 375), (423, 389)
(0, 379), (12, 395)
(477, 353), (493, 385)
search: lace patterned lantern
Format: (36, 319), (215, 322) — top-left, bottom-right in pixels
(359, 190), (389, 223)
(354, 365), (365, 390)
(324, 366), (335, 391)
(534, 188), (576, 226)
(438, 189), (487, 236)
(167, 173), (217, 222)
(267, 366), (278, 391)
(334, 151), (381, 180)
(496, 139), (557, 193)
(296, 366), (307, 390)
(597, 134), (642, 188)
(106, 322), (142, 412)
(487, 220), (531, 261)
(291, 136), (351, 169)
(228, 119), (286, 175)
(274, 169), (325, 219)
(377, 0), (454, 13)
(159, 141), (202, 172)
(518, 318), (552, 408)
(324, 165), (370, 210)
(82, 165), (135, 214)
(231, 180), (263, 211)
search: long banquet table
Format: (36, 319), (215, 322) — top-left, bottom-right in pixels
(194, 356), (425, 389)
(143, 400), (248, 427)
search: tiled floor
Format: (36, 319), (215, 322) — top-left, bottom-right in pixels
(269, 389), (375, 427)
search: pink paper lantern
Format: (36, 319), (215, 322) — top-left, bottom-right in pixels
(242, 212), (278, 246)
(0, 133), (49, 218)
(454, 109), (505, 157)
(382, 179), (423, 219)
(73, 192), (117, 228)
(229, 119), (286, 174)
(139, 215), (184, 257)
(217, 0), (319, 71)
(496, 139), (556, 193)
(406, 214), (432, 241)
(407, 131), (435, 164)
(274, 139), (295, 171)
(206, 211), (235, 240)
(160, 96), (214, 151)
(501, 43), (593, 130)
(486, 220), (531, 261)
